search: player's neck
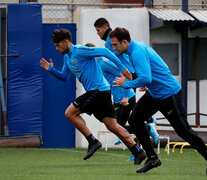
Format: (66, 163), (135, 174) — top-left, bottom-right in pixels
(101, 28), (112, 41)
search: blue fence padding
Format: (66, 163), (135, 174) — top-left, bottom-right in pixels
(42, 24), (76, 148)
(7, 4), (43, 135)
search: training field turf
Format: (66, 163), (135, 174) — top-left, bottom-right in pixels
(0, 148), (206, 180)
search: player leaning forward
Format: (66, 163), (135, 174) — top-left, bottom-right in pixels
(40, 29), (146, 166)
(110, 27), (207, 174)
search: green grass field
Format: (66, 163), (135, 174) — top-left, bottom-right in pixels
(0, 147), (206, 180)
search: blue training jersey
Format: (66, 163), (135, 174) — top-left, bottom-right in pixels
(123, 41), (181, 99)
(105, 36), (135, 73)
(48, 44), (127, 92)
(97, 57), (135, 103)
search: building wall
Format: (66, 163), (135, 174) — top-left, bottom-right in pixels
(150, 24), (207, 133)
(188, 27), (207, 128)
(150, 23), (182, 130)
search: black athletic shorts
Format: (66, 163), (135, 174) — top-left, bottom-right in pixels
(73, 90), (115, 122)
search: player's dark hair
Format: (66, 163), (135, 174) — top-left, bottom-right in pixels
(109, 27), (131, 42)
(85, 43), (96, 47)
(52, 29), (72, 43)
(94, 17), (110, 28)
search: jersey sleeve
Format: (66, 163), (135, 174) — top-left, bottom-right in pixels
(48, 55), (71, 82)
(99, 57), (120, 77)
(78, 46), (127, 73)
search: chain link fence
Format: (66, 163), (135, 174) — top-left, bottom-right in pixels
(154, 0), (207, 9)
(0, 0), (206, 23)
(39, 0), (145, 23)
(40, 0), (104, 23)
(40, 0), (207, 23)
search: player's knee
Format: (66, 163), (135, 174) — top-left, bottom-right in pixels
(65, 109), (73, 120)
(105, 123), (113, 132)
(65, 110), (70, 119)
(106, 123), (119, 133)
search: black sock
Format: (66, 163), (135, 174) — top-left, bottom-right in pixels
(129, 144), (142, 155)
(86, 134), (98, 145)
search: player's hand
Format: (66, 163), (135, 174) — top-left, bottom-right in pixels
(120, 97), (129, 106)
(40, 58), (54, 71)
(113, 73), (127, 87)
(139, 86), (147, 92)
(122, 69), (132, 80)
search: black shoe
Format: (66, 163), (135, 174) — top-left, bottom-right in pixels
(134, 150), (147, 165)
(83, 141), (102, 160)
(136, 157), (162, 173)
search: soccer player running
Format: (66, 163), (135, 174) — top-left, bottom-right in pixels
(94, 17), (159, 147)
(110, 27), (207, 174)
(40, 29), (146, 165)
(85, 43), (159, 162)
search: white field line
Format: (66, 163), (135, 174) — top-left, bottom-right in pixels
(44, 148), (129, 158)
(41, 148), (203, 163)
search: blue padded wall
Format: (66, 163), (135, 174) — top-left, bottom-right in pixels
(7, 4), (43, 135)
(42, 24), (76, 148)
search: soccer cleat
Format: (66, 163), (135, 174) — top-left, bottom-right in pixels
(134, 150), (147, 165)
(147, 117), (159, 145)
(127, 155), (135, 161)
(114, 138), (122, 145)
(136, 157), (162, 173)
(83, 141), (102, 160)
